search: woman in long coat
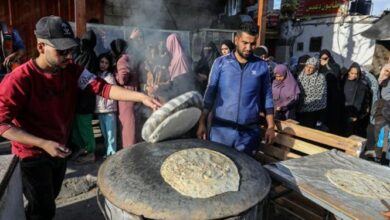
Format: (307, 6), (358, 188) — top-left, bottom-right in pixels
(342, 62), (371, 137)
(111, 39), (138, 148)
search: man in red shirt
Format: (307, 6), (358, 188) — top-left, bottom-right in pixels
(0, 16), (160, 220)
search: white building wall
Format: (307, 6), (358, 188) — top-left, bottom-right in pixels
(287, 16), (377, 68)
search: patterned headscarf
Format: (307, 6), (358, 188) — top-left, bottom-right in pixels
(305, 57), (318, 67)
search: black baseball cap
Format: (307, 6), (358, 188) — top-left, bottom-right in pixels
(34, 15), (78, 50)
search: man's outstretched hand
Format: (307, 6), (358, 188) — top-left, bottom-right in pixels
(142, 97), (162, 111)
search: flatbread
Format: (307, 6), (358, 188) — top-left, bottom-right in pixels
(142, 91), (202, 143)
(326, 169), (390, 198)
(160, 148), (240, 198)
(147, 107), (201, 143)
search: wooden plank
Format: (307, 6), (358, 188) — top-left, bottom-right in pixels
(273, 185), (328, 215)
(285, 119), (299, 124)
(348, 135), (367, 157)
(275, 120), (364, 155)
(270, 200), (306, 220)
(275, 197), (324, 220)
(274, 133), (329, 155)
(260, 144), (302, 160)
(254, 152), (277, 164)
(260, 144), (287, 160)
(286, 152), (301, 159)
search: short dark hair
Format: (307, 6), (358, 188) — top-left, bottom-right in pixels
(237, 22), (259, 36)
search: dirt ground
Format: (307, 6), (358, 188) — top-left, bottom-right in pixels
(54, 121), (106, 220)
(54, 140), (106, 220)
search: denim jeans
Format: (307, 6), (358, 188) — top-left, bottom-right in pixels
(98, 113), (117, 155)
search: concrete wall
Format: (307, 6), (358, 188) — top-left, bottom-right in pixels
(278, 16), (377, 68)
(104, 0), (223, 30)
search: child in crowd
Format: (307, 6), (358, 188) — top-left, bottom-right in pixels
(95, 53), (118, 156)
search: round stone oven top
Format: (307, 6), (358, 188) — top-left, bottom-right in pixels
(98, 139), (271, 220)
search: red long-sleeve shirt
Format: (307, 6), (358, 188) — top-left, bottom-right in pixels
(0, 59), (112, 158)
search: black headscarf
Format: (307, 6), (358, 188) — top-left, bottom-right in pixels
(343, 62), (369, 114)
(319, 49), (341, 80)
(194, 41), (220, 75)
(220, 40), (235, 52)
(74, 30), (98, 73)
(74, 30), (98, 114)
(110, 39), (128, 60)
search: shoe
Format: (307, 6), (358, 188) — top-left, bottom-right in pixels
(70, 148), (88, 161)
(75, 153), (95, 164)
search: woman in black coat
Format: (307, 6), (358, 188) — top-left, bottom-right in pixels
(318, 49), (343, 135)
(342, 62), (372, 137)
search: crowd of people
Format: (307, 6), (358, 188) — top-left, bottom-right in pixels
(1, 15), (390, 219)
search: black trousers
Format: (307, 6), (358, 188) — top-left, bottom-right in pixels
(20, 156), (67, 220)
(297, 109), (326, 129)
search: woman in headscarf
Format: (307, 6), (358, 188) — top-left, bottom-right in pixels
(342, 62), (371, 137)
(272, 64), (300, 120)
(292, 54), (310, 78)
(152, 34), (201, 103)
(194, 41), (220, 92)
(220, 40), (235, 56)
(318, 49), (343, 135)
(111, 38), (138, 148)
(71, 30), (98, 163)
(296, 57), (327, 129)
(319, 49), (341, 80)
(379, 63), (390, 101)
(166, 33), (190, 80)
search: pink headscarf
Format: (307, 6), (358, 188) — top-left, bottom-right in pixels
(272, 64), (300, 107)
(166, 33), (190, 80)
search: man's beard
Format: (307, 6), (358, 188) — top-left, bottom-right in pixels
(45, 54), (66, 72)
(237, 48), (251, 59)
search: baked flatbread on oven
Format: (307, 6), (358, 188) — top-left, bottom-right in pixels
(148, 107), (201, 143)
(142, 91), (202, 143)
(160, 148), (240, 198)
(326, 169), (390, 198)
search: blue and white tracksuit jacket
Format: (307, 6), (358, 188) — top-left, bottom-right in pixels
(203, 52), (274, 155)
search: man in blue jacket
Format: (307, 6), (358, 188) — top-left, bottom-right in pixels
(197, 23), (275, 156)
